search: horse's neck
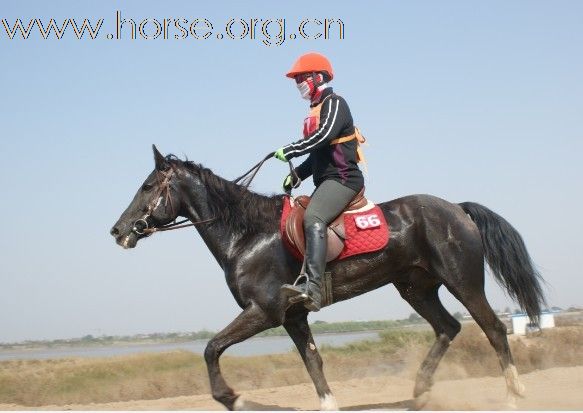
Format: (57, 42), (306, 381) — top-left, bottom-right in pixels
(178, 169), (268, 268)
(192, 218), (239, 270)
(180, 190), (233, 268)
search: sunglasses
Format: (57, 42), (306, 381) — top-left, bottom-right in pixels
(294, 73), (313, 84)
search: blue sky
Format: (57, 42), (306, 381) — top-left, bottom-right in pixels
(0, 0), (582, 342)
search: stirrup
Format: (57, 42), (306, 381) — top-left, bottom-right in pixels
(281, 273), (310, 305)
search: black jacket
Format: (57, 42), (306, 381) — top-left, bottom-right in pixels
(282, 88), (364, 192)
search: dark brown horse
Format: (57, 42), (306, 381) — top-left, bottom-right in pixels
(110, 146), (545, 410)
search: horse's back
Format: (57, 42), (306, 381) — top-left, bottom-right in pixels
(377, 194), (481, 259)
(378, 194), (472, 226)
(378, 193), (461, 211)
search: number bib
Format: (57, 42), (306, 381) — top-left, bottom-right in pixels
(354, 213), (381, 229)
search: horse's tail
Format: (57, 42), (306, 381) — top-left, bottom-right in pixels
(459, 202), (546, 322)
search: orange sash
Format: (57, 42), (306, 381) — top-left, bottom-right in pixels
(305, 94), (368, 168)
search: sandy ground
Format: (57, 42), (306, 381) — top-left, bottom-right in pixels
(2, 365), (581, 411)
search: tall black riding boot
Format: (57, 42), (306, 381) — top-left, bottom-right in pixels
(303, 221), (327, 312)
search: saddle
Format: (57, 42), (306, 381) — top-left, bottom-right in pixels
(284, 188), (372, 262)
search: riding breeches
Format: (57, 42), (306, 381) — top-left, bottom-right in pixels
(303, 180), (358, 229)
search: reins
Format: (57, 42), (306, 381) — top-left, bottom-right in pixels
(138, 153), (296, 235)
(233, 152), (301, 193)
(142, 217), (217, 234)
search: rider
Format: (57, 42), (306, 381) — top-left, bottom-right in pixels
(274, 52), (365, 312)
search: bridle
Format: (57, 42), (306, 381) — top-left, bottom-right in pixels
(131, 153), (297, 236)
(132, 166), (215, 236)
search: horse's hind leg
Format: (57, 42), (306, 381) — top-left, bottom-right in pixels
(446, 282), (525, 403)
(427, 213), (524, 406)
(394, 276), (461, 407)
(204, 302), (276, 410)
(283, 312), (338, 411)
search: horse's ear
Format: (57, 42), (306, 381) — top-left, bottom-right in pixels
(152, 144), (167, 170)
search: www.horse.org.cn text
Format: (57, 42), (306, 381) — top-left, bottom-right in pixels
(0, 11), (345, 46)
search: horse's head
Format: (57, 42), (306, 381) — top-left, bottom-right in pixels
(110, 145), (182, 249)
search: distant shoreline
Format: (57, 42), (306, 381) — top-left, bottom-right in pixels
(2, 310), (580, 353)
(0, 319), (427, 352)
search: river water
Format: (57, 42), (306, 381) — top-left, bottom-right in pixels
(0, 331), (381, 361)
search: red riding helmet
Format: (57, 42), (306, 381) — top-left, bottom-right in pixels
(286, 52), (334, 80)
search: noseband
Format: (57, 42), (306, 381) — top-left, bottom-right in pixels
(132, 167), (216, 236)
(132, 167), (177, 235)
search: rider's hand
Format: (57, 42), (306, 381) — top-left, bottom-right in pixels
(274, 148), (287, 162)
(283, 174), (293, 193)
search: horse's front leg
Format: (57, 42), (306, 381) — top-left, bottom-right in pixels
(204, 301), (276, 410)
(284, 312), (338, 411)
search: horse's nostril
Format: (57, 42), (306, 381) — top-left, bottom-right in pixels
(110, 227), (119, 236)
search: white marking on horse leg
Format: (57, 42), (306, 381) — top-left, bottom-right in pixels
(233, 396), (248, 411)
(504, 364), (525, 397)
(320, 393), (338, 411)
(309, 342), (316, 351)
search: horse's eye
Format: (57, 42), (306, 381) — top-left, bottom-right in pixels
(142, 184), (153, 191)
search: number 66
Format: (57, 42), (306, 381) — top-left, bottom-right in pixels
(355, 214), (381, 229)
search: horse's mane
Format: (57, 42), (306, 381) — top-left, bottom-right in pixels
(167, 155), (282, 237)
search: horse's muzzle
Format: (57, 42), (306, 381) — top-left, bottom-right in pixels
(110, 224), (138, 249)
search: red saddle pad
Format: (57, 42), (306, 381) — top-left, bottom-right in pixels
(280, 196), (390, 261)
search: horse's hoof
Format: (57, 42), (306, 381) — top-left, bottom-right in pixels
(514, 382), (526, 398)
(413, 379), (432, 399)
(504, 364), (526, 398)
(233, 396), (249, 411)
(413, 391), (431, 410)
(320, 393), (338, 411)
(506, 393), (518, 410)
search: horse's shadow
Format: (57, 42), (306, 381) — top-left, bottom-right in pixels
(235, 398), (414, 411)
(341, 399), (414, 411)
(235, 399), (297, 410)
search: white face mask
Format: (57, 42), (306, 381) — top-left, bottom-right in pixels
(297, 80), (312, 100)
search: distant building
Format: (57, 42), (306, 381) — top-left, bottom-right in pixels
(511, 312), (555, 335)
